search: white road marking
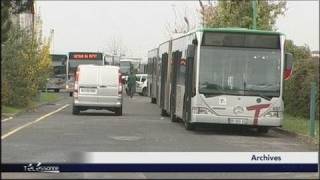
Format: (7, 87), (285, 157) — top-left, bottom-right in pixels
(1, 104), (70, 140)
(1, 117), (13, 122)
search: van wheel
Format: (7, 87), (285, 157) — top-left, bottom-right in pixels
(72, 105), (80, 115)
(115, 107), (122, 116)
(142, 88), (147, 96)
(69, 92), (73, 97)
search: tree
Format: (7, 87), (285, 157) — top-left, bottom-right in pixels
(1, 0), (34, 44)
(1, 6), (51, 107)
(199, 0), (286, 30)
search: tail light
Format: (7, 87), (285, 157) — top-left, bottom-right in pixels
(118, 70), (122, 96)
(74, 68), (80, 98)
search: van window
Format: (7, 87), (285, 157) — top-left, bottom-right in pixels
(141, 77), (146, 82)
(79, 66), (99, 85)
(99, 67), (118, 86)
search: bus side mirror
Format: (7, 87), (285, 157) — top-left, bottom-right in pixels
(284, 53), (293, 80)
(187, 45), (195, 59)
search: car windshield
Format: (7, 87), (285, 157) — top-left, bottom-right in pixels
(199, 46), (281, 97)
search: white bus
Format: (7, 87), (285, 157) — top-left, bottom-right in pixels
(46, 54), (67, 92)
(66, 52), (104, 96)
(148, 28), (293, 133)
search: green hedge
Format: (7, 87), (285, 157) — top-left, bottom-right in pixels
(284, 57), (319, 118)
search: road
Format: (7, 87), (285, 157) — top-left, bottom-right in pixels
(2, 92), (318, 179)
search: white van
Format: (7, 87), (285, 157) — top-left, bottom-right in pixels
(72, 65), (123, 115)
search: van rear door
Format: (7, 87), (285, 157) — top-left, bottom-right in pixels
(97, 66), (119, 104)
(78, 65), (99, 104)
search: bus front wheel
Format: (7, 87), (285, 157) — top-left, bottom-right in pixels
(257, 127), (270, 134)
(184, 120), (195, 131)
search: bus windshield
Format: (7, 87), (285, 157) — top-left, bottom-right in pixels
(120, 61), (131, 75)
(53, 66), (66, 76)
(199, 46), (281, 97)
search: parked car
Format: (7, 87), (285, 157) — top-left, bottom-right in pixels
(125, 74), (148, 96)
(72, 65), (123, 115)
(135, 74), (148, 96)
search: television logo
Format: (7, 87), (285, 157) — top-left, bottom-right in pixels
(24, 162), (60, 173)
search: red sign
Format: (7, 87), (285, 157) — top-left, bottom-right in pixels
(69, 52), (102, 60)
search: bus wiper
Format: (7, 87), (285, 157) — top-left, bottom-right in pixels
(257, 94), (272, 101)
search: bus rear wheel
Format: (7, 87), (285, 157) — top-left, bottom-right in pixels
(151, 98), (156, 104)
(170, 112), (178, 122)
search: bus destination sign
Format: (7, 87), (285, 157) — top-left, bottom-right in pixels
(69, 52), (103, 60)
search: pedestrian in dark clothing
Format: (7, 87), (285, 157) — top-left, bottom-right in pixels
(127, 72), (136, 98)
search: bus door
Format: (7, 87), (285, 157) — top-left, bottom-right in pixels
(170, 50), (181, 120)
(160, 53), (168, 110)
(183, 45), (195, 122)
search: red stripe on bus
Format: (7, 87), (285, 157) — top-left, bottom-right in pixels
(246, 104), (270, 126)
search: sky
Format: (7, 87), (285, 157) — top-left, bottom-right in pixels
(37, 0), (319, 60)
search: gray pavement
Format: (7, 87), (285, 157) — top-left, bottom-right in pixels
(1, 92), (319, 179)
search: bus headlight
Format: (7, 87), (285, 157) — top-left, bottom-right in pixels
(192, 107), (212, 114)
(264, 111), (279, 118)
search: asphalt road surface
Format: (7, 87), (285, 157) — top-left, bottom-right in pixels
(2, 92), (319, 179)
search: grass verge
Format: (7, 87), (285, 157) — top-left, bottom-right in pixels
(2, 92), (60, 117)
(283, 113), (319, 143)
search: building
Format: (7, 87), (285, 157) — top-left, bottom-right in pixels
(10, 0), (35, 31)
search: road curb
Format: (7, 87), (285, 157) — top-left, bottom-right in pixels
(273, 127), (319, 145)
(1, 95), (64, 121)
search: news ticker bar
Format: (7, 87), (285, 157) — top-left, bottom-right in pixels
(2, 152), (318, 172)
(77, 152), (318, 164)
(1, 163), (318, 172)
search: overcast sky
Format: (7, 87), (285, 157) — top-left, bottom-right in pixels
(37, 1), (319, 59)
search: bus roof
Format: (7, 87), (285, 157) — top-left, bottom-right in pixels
(50, 54), (67, 61)
(198, 27), (284, 35)
(153, 27), (284, 51)
(170, 27), (284, 40)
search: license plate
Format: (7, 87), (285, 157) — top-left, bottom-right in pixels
(228, 118), (248, 125)
(80, 88), (97, 94)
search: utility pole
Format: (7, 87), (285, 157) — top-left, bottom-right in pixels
(184, 17), (189, 32)
(252, 0), (257, 29)
(50, 29), (54, 54)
